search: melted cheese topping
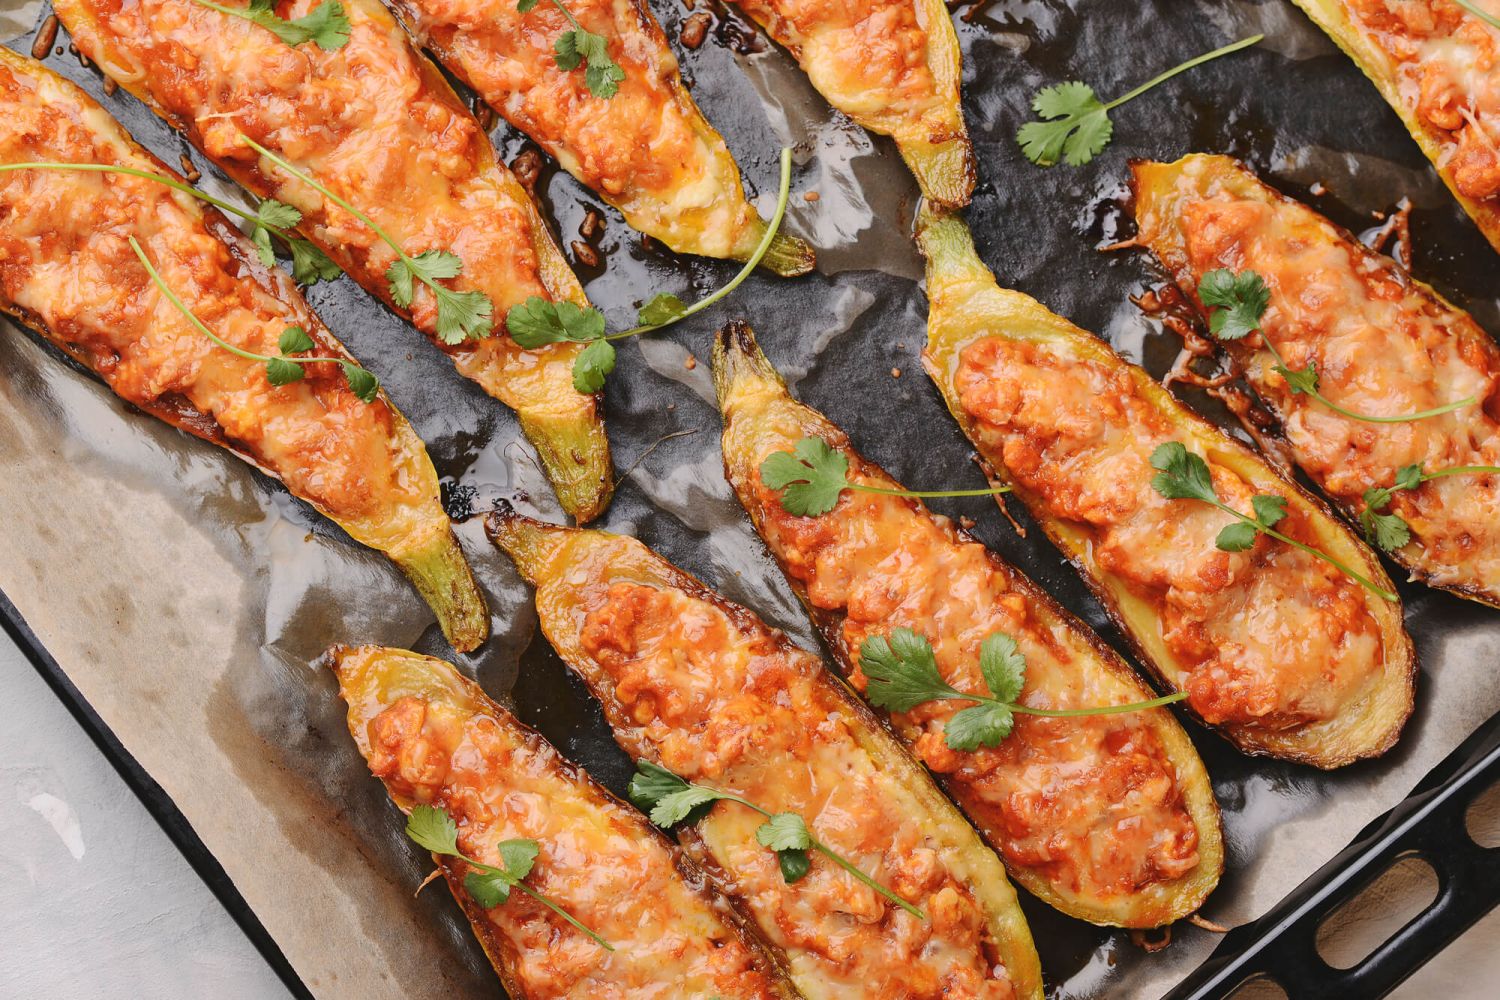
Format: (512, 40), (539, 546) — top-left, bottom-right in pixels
(392, 0), (765, 259)
(0, 59), (438, 554)
(574, 579), (1015, 1000)
(954, 338), (1384, 730)
(342, 651), (787, 999)
(1346, 0), (1500, 201)
(59, 0), (587, 414)
(728, 417), (1198, 903)
(1144, 155), (1500, 598)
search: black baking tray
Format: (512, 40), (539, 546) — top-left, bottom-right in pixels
(5, 0), (1500, 997)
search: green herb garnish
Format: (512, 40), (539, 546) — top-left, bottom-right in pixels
(627, 760), (925, 920)
(1149, 441), (1396, 601)
(759, 437), (1010, 517)
(127, 235), (377, 401)
(405, 804), (612, 951)
(506, 145), (796, 393)
(240, 135), (493, 345)
(1456, 0), (1500, 31)
(1197, 268), (1476, 424)
(1360, 463), (1500, 552)
(1017, 35), (1263, 167)
(190, 0), (350, 50)
(516, 0), (625, 99)
(859, 627), (1186, 751)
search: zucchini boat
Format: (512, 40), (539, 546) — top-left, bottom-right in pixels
(1287, 0), (1500, 253)
(917, 206), (1416, 768)
(711, 321), (1222, 928)
(0, 52), (487, 652)
(389, 0), (815, 276)
(487, 509), (1044, 1000)
(1132, 152), (1500, 608)
(725, 0), (973, 206)
(55, 0), (614, 522)
(328, 644), (799, 999)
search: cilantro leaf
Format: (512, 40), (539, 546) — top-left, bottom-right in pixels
(278, 325), (315, 355)
(1275, 361), (1319, 396)
(1394, 464), (1424, 491)
(572, 338), (615, 394)
(1251, 493), (1287, 530)
(1362, 505), (1412, 552)
(256, 198), (302, 232)
(292, 0), (352, 48)
(1149, 441), (1217, 504)
(222, 0), (350, 50)
(497, 839), (540, 882)
(776, 848), (812, 883)
(637, 292), (688, 327)
(388, 251), (488, 344)
(251, 225), (276, 268)
(756, 813), (812, 852)
(554, 28), (585, 70)
(977, 632), (1025, 704)
(290, 239), (341, 285)
(1214, 520), (1258, 552)
(505, 296), (606, 348)
(405, 803), (461, 856)
(341, 361), (380, 403)
(464, 870), (513, 909)
(517, 0), (540, 10)
(758, 437), (850, 517)
(858, 627), (949, 713)
(1198, 268), (1269, 341)
(552, 27), (622, 98)
(944, 702), (1015, 751)
(1016, 82), (1107, 167)
(628, 760), (724, 827)
(433, 285), (494, 345)
(264, 356), (305, 386)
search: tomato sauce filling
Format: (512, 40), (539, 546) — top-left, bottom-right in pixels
(0, 61), (432, 547)
(744, 462), (1199, 902)
(364, 691), (785, 999)
(578, 580), (1015, 1000)
(1165, 160), (1500, 595)
(955, 337), (1384, 730)
(1347, 0), (1500, 202)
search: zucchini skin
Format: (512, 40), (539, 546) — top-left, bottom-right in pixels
(724, 0), (973, 206)
(0, 51), (487, 652)
(916, 205), (1416, 769)
(1131, 152), (1500, 610)
(486, 508), (1044, 1000)
(710, 320), (1223, 928)
(387, 0), (814, 276)
(326, 644), (800, 1000)
(1287, 0), (1500, 254)
(54, 0), (614, 523)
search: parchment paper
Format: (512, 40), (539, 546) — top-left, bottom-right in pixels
(3, 0), (1499, 997)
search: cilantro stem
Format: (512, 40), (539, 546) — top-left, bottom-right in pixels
(1204, 496), (1397, 602)
(605, 146), (793, 341)
(851, 484), (1012, 500)
(546, 0), (586, 34)
(1424, 464), (1500, 481)
(240, 134), (405, 256)
(127, 235), (344, 367)
(1260, 339), (1474, 423)
(0, 162), (296, 240)
(924, 686), (1186, 717)
(510, 882), (615, 951)
(1455, 0), (1500, 31)
(1104, 35), (1264, 109)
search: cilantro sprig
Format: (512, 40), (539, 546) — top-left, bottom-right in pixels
(190, 0), (350, 49)
(1017, 34), (1262, 166)
(760, 437), (1010, 518)
(627, 760), (926, 920)
(507, 146), (796, 393)
(1149, 441), (1396, 601)
(1360, 463), (1500, 552)
(127, 235), (377, 400)
(405, 804), (612, 951)
(0, 162), (339, 286)
(1197, 269), (1476, 424)
(859, 628), (1185, 751)
(516, 0), (625, 99)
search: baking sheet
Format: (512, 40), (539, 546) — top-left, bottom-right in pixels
(2, 0), (1499, 996)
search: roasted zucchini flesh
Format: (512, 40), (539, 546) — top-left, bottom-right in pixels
(328, 645), (798, 999)
(1133, 152), (1500, 609)
(711, 321), (1223, 928)
(55, 0), (613, 522)
(0, 52), (487, 652)
(487, 510), (1044, 1000)
(390, 0), (814, 277)
(917, 207), (1415, 768)
(726, 0), (973, 206)
(1288, 0), (1500, 253)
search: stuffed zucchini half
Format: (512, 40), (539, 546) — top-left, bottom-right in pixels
(726, 0), (973, 206)
(1132, 153), (1500, 609)
(711, 321), (1222, 928)
(389, 0), (814, 276)
(328, 645), (798, 999)
(917, 207), (1415, 768)
(1288, 0), (1500, 253)
(0, 52), (487, 652)
(55, 0), (613, 522)
(487, 509), (1044, 1000)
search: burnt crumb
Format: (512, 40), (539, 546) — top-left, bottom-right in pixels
(803, 190), (820, 202)
(640, 233), (660, 254)
(714, 5), (766, 54)
(890, 367), (902, 379)
(579, 208), (605, 241)
(571, 240), (601, 268)
(684, 354), (698, 370)
(510, 146), (544, 200)
(32, 15), (58, 61)
(667, 402), (677, 411)
(959, 515), (977, 530)
(103, 78), (118, 96)
(472, 97), (498, 133)
(680, 12), (712, 49)
(179, 154), (201, 183)
(442, 481), (480, 522)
